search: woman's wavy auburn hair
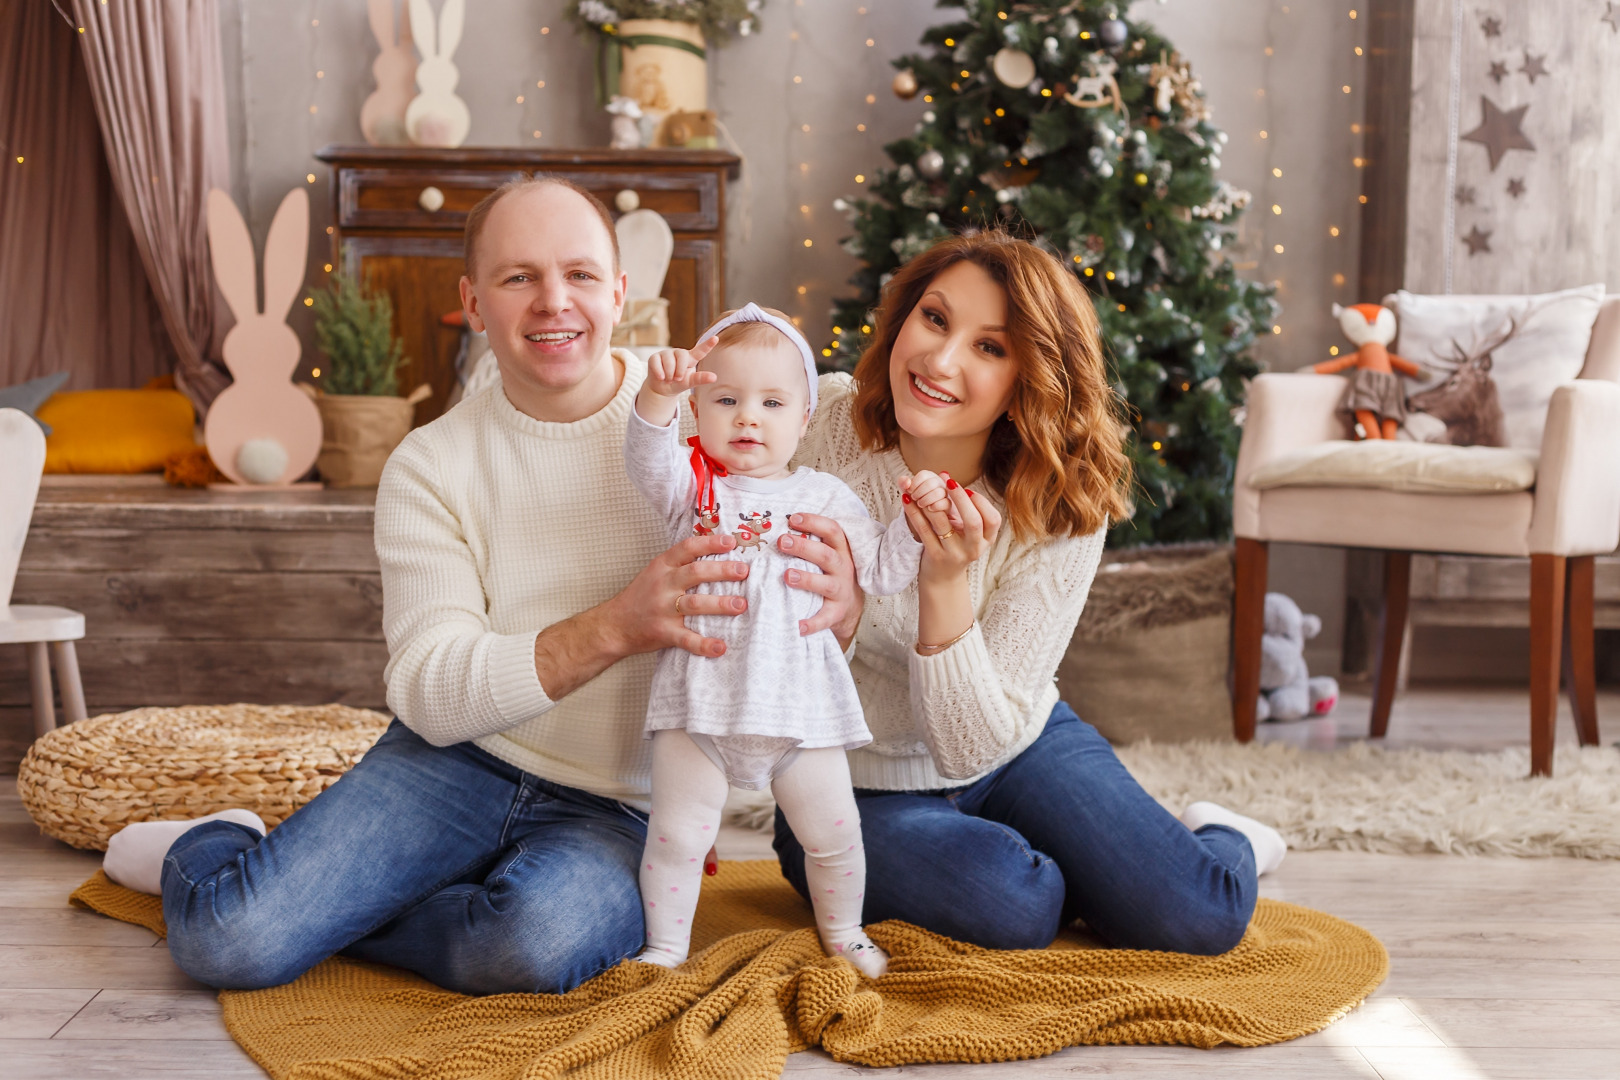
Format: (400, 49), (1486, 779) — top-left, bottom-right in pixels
(852, 230), (1132, 542)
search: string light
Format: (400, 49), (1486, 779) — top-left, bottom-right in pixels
(306, 173), (316, 183)
(312, 367), (321, 377)
(1329, 226), (1340, 236)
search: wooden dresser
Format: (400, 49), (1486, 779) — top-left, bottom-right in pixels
(315, 146), (741, 424)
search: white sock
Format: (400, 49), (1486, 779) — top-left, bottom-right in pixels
(1181, 801), (1287, 876)
(773, 748), (888, 980)
(102, 809), (266, 895)
(636, 731), (730, 969)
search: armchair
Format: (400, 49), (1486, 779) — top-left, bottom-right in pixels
(1231, 297), (1620, 776)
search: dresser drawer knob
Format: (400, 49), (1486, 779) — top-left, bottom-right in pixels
(614, 188), (641, 213)
(418, 186), (445, 212)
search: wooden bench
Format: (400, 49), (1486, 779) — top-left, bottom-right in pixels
(1, 482), (385, 772)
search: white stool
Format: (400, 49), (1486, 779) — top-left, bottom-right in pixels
(3, 605), (87, 735)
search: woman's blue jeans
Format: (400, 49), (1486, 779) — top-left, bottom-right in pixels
(774, 702), (1258, 955)
(161, 721), (651, 996)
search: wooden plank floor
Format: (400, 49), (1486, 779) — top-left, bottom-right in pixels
(3, 685), (1618, 1079)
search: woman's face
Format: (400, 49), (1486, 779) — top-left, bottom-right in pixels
(888, 260), (1019, 444)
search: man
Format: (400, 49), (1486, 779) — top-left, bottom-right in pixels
(106, 178), (862, 995)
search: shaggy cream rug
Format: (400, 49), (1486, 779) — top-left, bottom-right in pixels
(725, 742), (1620, 859)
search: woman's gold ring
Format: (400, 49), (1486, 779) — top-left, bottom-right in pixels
(935, 529), (956, 541)
(674, 594), (684, 616)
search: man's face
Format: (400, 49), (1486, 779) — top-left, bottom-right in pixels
(460, 185), (626, 401)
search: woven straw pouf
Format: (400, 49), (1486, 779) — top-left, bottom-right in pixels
(16, 704), (391, 851)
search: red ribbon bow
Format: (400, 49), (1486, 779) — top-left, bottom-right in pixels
(688, 436), (727, 534)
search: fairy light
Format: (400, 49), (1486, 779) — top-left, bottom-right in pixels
(312, 367), (321, 377)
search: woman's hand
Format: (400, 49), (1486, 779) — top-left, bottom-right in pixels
(903, 473), (1002, 584)
(604, 532), (748, 658)
(779, 512), (865, 646)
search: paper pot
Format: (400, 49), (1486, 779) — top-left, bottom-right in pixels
(618, 19), (707, 142)
(314, 386), (429, 487)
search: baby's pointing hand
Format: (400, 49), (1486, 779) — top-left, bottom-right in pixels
(645, 336), (720, 397)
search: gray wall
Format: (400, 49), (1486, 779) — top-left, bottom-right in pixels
(218, 0), (1368, 672)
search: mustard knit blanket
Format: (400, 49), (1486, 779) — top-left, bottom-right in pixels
(71, 860), (1386, 1077)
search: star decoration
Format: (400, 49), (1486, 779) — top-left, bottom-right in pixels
(1604, 2), (1620, 32)
(1519, 50), (1549, 83)
(1461, 225), (1493, 255)
(1506, 176), (1526, 197)
(1455, 184), (1477, 205)
(1461, 95), (1536, 171)
(1488, 60), (1509, 84)
(1480, 15), (1503, 37)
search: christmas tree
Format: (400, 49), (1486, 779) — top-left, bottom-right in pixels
(827, 0), (1278, 546)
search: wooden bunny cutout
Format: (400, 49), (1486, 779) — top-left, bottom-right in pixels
(405, 0), (471, 148)
(203, 187), (323, 488)
(361, 0), (417, 146)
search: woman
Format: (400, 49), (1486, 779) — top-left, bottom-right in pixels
(778, 231), (1283, 954)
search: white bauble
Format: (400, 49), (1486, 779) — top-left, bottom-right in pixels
(992, 47), (1036, 89)
(916, 148), (946, 179)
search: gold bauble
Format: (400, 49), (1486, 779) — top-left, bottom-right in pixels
(892, 69), (919, 100)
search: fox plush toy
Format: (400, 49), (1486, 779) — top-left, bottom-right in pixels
(1314, 302), (1424, 440)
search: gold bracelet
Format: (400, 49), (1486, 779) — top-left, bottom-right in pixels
(915, 622), (975, 656)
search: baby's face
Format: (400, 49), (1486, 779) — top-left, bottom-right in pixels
(690, 339), (809, 478)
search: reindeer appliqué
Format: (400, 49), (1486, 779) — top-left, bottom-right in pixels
(693, 507), (720, 536)
(733, 511), (772, 549)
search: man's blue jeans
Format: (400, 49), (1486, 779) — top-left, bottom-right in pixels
(161, 721), (650, 995)
(775, 702), (1258, 955)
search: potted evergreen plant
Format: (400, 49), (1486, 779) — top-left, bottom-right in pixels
(309, 274), (428, 487)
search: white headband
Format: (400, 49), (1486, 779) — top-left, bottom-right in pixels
(695, 301), (820, 415)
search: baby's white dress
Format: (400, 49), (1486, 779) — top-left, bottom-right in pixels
(625, 411), (921, 786)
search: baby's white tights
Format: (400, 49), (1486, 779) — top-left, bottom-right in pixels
(636, 730), (887, 978)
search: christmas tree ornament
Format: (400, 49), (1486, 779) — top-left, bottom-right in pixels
(1064, 53), (1123, 113)
(916, 148), (946, 179)
(992, 47), (1037, 88)
(892, 68), (919, 99)
(1098, 15), (1128, 51)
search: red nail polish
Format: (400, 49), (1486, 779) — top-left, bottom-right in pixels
(965, 488), (976, 497)
(946, 478), (959, 490)
(902, 493), (912, 504)
(705, 864), (717, 876)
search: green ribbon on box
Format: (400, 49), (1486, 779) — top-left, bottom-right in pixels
(595, 29), (708, 107)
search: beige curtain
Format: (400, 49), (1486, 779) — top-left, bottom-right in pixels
(0, 1), (174, 391)
(69, 0), (232, 413)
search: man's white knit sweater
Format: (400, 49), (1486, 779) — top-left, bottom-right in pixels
(375, 359), (1103, 804)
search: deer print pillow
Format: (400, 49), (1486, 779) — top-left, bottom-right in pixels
(1385, 284), (1605, 450)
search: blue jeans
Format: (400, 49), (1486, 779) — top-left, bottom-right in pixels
(774, 702), (1257, 955)
(161, 721), (649, 995)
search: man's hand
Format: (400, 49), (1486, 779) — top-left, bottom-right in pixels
(779, 512), (864, 647)
(604, 532), (749, 658)
(532, 533), (748, 702)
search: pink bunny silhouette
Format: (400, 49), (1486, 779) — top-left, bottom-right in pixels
(203, 187), (323, 488)
(361, 0), (418, 147)
(405, 0), (471, 148)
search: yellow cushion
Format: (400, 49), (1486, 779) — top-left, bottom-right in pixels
(38, 389), (197, 474)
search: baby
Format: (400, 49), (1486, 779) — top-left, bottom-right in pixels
(624, 303), (948, 979)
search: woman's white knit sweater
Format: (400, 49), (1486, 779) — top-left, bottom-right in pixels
(794, 374), (1105, 790)
(375, 359), (1103, 804)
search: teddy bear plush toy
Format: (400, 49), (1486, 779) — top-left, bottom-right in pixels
(1256, 593), (1341, 722)
(1313, 302), (1424, 441)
